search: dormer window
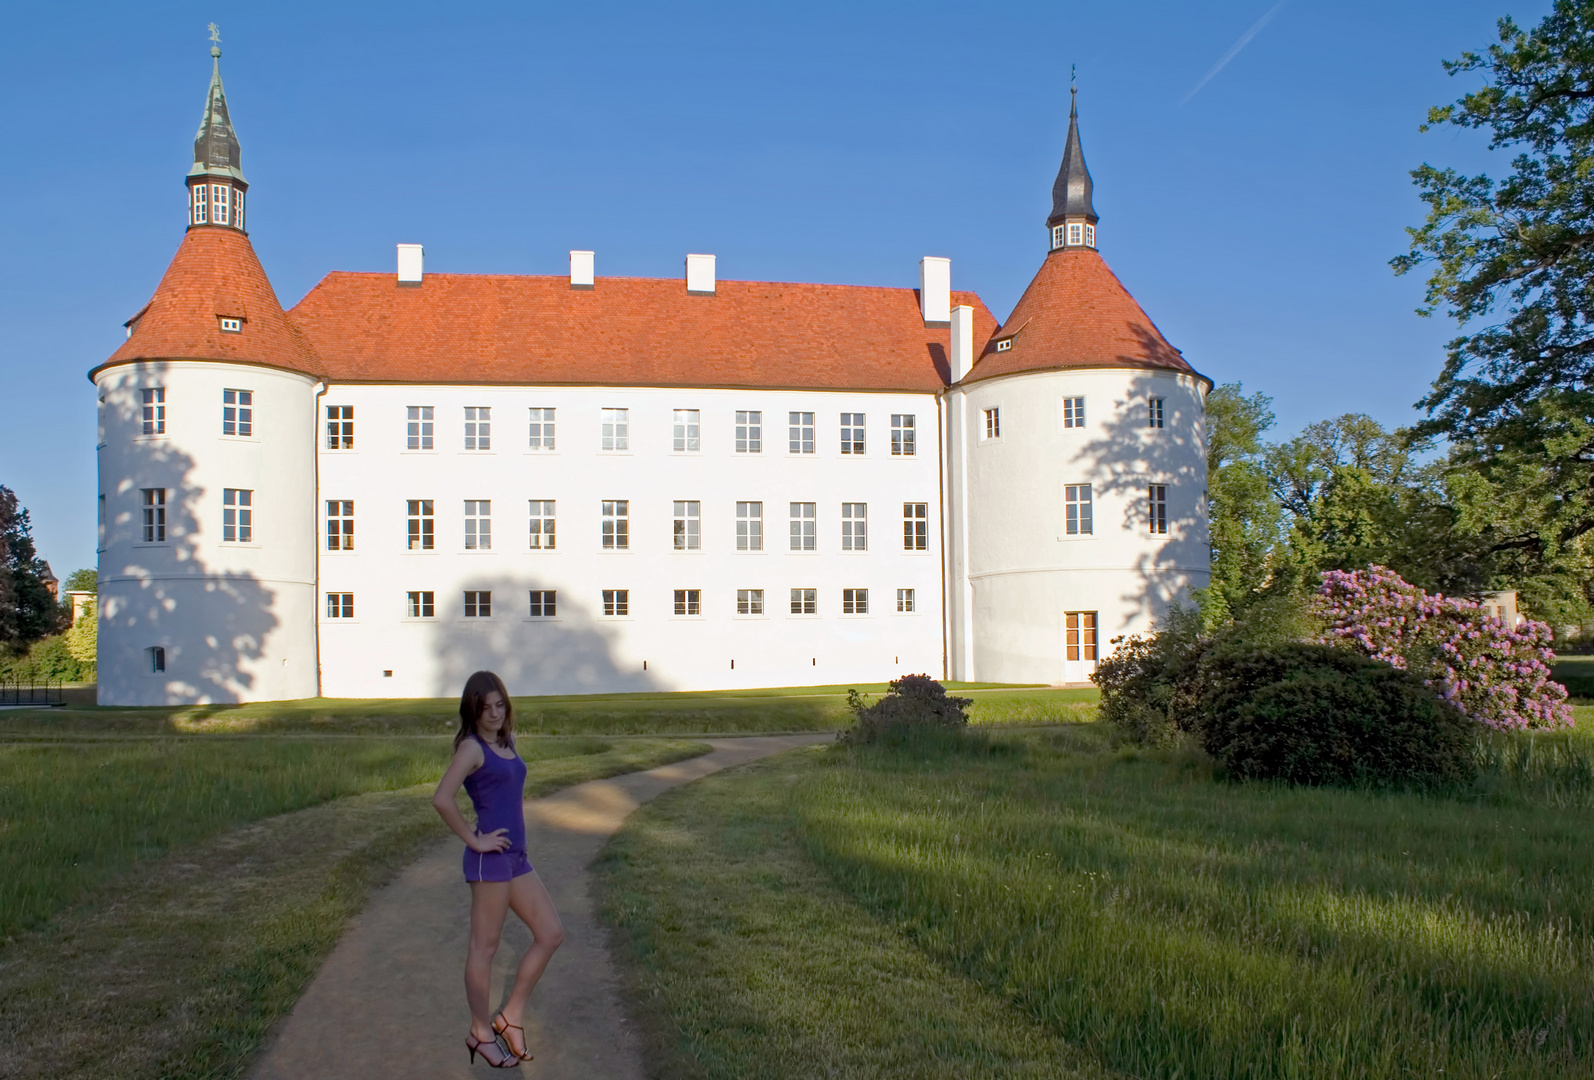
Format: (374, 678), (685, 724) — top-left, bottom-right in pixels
(219, 317), (242, 333)
(1068, 222), (1083, 246)
(1052, 224), (1065, 250)
(191, 184), (208, 225)
(996, 339), (1013, 352)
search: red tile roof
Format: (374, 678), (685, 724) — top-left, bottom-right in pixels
(288, 273), (997, 392)
(96, 226), (323, 378)
(964, 247), (1206, 386)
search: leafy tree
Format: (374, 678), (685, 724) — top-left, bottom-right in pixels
(1200, 384), (1288, 624)
(66, 598), (96, 667)
(63, 568), (97, 593)
(0, 486), (60, 654)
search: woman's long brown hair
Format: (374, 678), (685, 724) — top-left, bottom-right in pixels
(454, 670), (514, 750)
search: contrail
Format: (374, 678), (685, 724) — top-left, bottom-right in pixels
(1180, 0), (1289, 106)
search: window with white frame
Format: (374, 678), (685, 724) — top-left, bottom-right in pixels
(326, 500), (354, 550)
(407, 499), (434, 550)
(790, 587), (817, 615)
(897, 588), (916, 612)
(996, 338), (1013, 352)
(464, 590), (492, 618)
(529, 500), (555, 549)
(842, 588), (869, 614)
(673, 409), (700, 452)
(464, 500), (491, 550)
(891, 414), (916, 456)
(735, 410), (762, 453)
(222, 488), (253, 543)
(407, 590), (435, 618)
(736, 501), (763, 551)
(191, 184), (207, 225)
(407, 406), (434, 450)
(602, 500), (629, 550)
(326, 592), (354, 618)
(841, 503), (867, 550)
(1149, 485), (1168, 535)
(235, 188), (245, 230)
(529, 590), (557, 617)
(141, 388), (165, 435)
(1066, 611), (1098, 660)
(141, 488), (166, 543)
(602, 408), (629, 451)
(673, 589), (701, 615)
(1062, 396), (1085, 429)
(464, 407), (491, 450)
(789, 411), (815, 454)
(212, 184), (230, 226)
(528, 407), (555, 449)
(1148, 397), (1165, 429)
(840, 413), (866, 454)
(737, 588), (764, 615)
(1065, 484), (1093, 535)
(1051, 223), (1064, 249)
(603, 589), (629, 616)
(1068, 222), (1083, 245)
(984, 407), (1000, 439)
(1084, 223), (1096, 247)
(326, 405), (354, 449)
(789, 502), (816, 551)
(673, 501), (700, 550)
(219, 317), (242, 333)
(222, 389), (253, 436)
(903, 503), (928, 551)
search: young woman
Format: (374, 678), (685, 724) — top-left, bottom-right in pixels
(432, 670), (565, 1068)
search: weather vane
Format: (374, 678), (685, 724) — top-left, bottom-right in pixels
(1071, 63), (1076, 86)
(208, 22), (221, 45)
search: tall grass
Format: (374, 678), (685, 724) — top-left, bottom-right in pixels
(795, 726), (1594, 1080)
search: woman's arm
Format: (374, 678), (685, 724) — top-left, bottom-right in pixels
(432, 740), (511, 853)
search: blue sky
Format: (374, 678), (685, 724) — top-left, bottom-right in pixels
(0, 0), (1544, 578)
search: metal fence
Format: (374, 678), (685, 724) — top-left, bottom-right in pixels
(0, 678), (64, 707)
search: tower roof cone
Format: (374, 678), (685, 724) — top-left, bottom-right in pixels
(190, 45), (245, 182)
(1047, 86), (1095, 227)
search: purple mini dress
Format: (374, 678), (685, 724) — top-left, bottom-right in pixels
(461, 734), (534, 882)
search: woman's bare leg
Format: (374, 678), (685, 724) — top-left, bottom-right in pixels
(494, 871), (565, 1049)
(466, 880), (512, 1041)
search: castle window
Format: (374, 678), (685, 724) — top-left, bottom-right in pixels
(602, 408), (629, 451)
(148, 646), (166, 674)
(1065, 484), (1093, 535)
(1149, 485), (1168, 535)
(736, 410), (762, 453)
(841, 503), (867, 551)
(790, 588), (817, 615)
(529, 500), (556, 549)
(840, 413), (866, 454)
(789, 412), (815, 454)
(1068, 222), (1083, 245)
(1051, 224), (1064, 249)
(219, 317), (242, 333)
(222, 488), (253, 543)
(602, 500), (629, 550)
(235, 188), (245, 230)
(407, 590), (435, 618)
(223, 389), (253, 436)
(789, 502), (816, 551)
(842, 588), (869, 615)
(464, 500), (491, 550)
(141, 488), (166, 543)
(673, 501), (700, 550)
(1149, 397), (1165, 429)
(897, 588), (916, 613)
(212, 184), (230, 226)
(529, 590), (557, 617)
(407, 499), (434, 550)
(1062, 397), (1086, 429)
(737, 588), (764, 615)
(1066, 612), (1098, 660)
(996, 339), (1012, 352)
(736, 502), (763, 551)
(141, 388), (166, 435)
(326, 500), (354, 551)
(673, 589), (702, 616)
(326, 593), (354, 618)
(673, 409), (700, 452)
(602, 589), (629, 616)
(528, 407), (556, 449)
(406, 406), (434, 450)
(326, 405), (354, 449)
(464, 407), (491, 450)
(192, 185), (207, 225)
(463, 591), (492, 618)
(903, 503), (928, 551)
(891, 414), (916, 456)
(984, 408), (1000, 439)
(1085, 223), (1096, 248)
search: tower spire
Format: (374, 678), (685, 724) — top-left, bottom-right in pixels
(186, 28), (248, 231)
(1047, 82), (1097, 251)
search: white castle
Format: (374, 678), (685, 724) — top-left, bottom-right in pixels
(92, 49), (1211, 705)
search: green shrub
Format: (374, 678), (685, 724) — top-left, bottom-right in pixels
(0, 633), (94, 682)
(839, 675), (972, 747)
(1195, 643), (1477, 787)
(1092, 607), (1204, 744)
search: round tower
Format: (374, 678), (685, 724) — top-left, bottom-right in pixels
(91, 44), (322, 704)
(946, 89), (1211, 684)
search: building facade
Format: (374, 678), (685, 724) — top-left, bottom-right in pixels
(92, 53), (1211, 704)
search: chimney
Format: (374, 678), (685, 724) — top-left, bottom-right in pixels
(920, 256), (950, 326)
(396, 244), (424, 285)
(570, 250), (594, 290)
(950, 305), (975, 382)
(686, 253), (716, 295)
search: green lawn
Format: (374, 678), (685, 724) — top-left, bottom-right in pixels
(602, 725), (1594, 1080)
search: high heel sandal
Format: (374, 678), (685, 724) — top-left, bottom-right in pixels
(493, 1012), (535, 1061)
(467, 1031), (519, 1069)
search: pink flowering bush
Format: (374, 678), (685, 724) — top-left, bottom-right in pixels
(1313, 566), (1573, 731)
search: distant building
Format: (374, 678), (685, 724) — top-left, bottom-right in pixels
(92, 48), (1211, 704)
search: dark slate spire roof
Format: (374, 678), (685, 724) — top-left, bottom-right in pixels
(1047, 87), (1095, 227)
(190, 47), (245, 183)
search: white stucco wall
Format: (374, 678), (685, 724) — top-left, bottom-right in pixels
(315, 385), (946, 697)
(95, 360), (320, 704)
(946, 367), (1209, 685)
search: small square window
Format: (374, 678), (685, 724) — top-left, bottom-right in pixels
(219, 316), (242, 333)
(897, 588), (916, 613)
(464, 590), (492, 618)
(407, 590), (435, 618)
(842, 588), (869, 615)
(326, 592), (354, 618)
(995, 338), (1013, 352)
(737, 588), (764, 615)
(790, 588), (817, 615)
(529, 590), (557, 617)
(603, 589), (629, 616)
(673, 588), (701, 616)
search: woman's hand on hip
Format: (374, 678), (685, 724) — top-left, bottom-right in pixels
(468, 828), (511, 853)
